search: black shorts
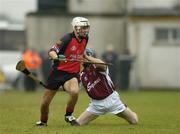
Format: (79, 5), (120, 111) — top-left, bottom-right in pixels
(46, 69), (79, 90)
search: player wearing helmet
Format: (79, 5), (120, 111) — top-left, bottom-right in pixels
(76, 48), (138, 126)
(71, 17), (90, 39)
(36, 17), (90, 126)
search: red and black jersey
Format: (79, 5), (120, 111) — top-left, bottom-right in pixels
(80, 65), (115, 100)
(50, 32), (88, 73)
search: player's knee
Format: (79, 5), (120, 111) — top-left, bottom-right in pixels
(69, 87), (79, 95)
(130, 112), (138, 124)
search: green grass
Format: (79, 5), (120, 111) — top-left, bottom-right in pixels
(0, 90), (180, 134)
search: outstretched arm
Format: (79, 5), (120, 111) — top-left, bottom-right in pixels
(84, 55), (106, 71)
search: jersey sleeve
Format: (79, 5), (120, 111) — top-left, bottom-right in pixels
(49, 33), (72, 54)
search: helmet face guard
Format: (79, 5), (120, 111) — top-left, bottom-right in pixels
(71, 17), (90, 38)
(75, 26), (90, 39)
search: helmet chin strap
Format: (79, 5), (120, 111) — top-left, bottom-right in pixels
(76, 32), (88, 40)
(78, 33), (88, 39)
(78, 35), (84, 39)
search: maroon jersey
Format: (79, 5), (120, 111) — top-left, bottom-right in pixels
(50, 32), (88, 73)
(80, 65), (115, 100)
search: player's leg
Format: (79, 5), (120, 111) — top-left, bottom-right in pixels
(63, 77), (80, 125)
(77, 97), (105, 125)
(106, 91), (138, 124)
(116, 107), (138, 124)
(36, 89), (57, 126)
(77, 110), (99, 125)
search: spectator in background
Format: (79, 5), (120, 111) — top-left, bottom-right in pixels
(22, 48), (42, 91)
(119, 49), (133, 90)
(102, 44), (118, 85)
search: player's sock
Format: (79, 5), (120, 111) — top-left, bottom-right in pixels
(65, 106), (74, 116)
(40, 114), (48, 123)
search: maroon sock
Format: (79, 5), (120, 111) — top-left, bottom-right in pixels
(40, 115), (48, 123)
(65, 107), (74, 116)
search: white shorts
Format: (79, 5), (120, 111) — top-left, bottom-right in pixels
(86, 91), (126, 115)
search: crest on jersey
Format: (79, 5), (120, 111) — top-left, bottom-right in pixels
(71, 45), (77, 51)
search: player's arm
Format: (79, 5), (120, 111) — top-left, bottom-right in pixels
(49, 34), (71, 60)
(48, 41), (61, 60)
(84, 55), (106, 71)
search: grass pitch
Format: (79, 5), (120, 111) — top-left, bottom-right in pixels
(0, 89), (180, 134)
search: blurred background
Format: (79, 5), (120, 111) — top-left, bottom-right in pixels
(0, 0), (180, 91)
